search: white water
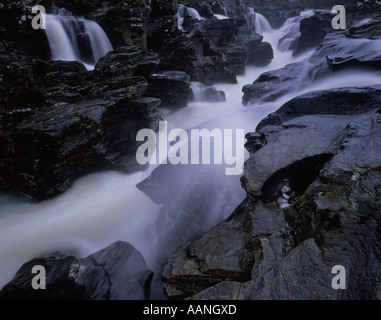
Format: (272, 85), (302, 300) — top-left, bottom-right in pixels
(1, 10), (381, 298)
(176, 5), (203, 31)
(45, 9), (113, 70)
(278, 10), (315, 52)
(245, 8), (272, 35)
(214, 14), (229, 20)
(190, 82), (225, 102)
(254, 12), (272, 34)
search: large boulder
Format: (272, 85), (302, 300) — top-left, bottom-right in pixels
(145, 71), (192, 109)
(242, 33), (273, 67)
(0, 241), (154, 300)
(242, 62), (302, 105)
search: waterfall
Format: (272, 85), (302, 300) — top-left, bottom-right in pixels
(191, 82), (205, 102)
(245, 8), (272, 34)
(176, 5), (203, 31)
(45, 8), (113, 70)
(278, 10), (314, 52)
(254, 12), (272, 34)
(188, 7), (203, 20)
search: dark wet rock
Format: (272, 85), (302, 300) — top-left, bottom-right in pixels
(94, 46), (160, 79)
(322, 18), (381, 71)
(0, 241), (153, 300)
(0, 46), (161, 199)
(163, 86), (381, 299)
(243, 33), (273, 67)
(88, 0), (151, 49)
(197, 18), (245, 79)
(244, 132), (266, 154)
(145, 71), (192, 109)
(0, 54), (45, 114)
(309, 28), (381, 76)
(148, 3), (238, 84)
(0, 1), (50, 59)
(200, 18), (243, 47)
(293, 11), (333, 56)
(327, 51), (381, 72)
(256, 86), (381, 129)
(0, 95), (160, 199)
(220, 44), (248, 75)
(162, 199), (254, 299)
(347, 16), (381, 39)
(242, 63), (301, 105)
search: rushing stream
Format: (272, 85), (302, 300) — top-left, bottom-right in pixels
(1, 8), (381, 298)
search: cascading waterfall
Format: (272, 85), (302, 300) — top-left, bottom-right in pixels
(45, 8), (113, 70)
(254, 11), (272, 34)
(1, 9), (381, 298)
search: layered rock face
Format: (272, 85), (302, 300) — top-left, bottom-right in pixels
(0, 46), (161, 199)
(0, 241), (154, 300)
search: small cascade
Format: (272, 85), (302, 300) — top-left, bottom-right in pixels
(278, 10), (314, 52)
(254, 12), (272, 34)
(176, 5), (204, 31)
(191, 82), (226, 103)
(45, 7), (113, 70)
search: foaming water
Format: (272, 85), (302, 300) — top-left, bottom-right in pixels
(176, 5), (203, 31)
(45, 8), (113, 70)
(0, 170), (161, 288)
(254, 12), (272, 34)
(1, 9), (381, 297)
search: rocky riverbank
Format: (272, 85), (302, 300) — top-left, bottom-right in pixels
(1, 0), (381, 301)
(162, 13), (381, 299)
